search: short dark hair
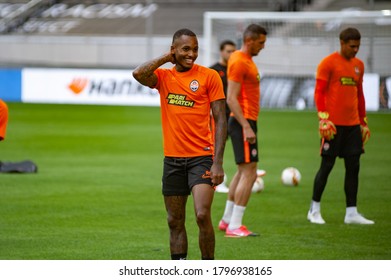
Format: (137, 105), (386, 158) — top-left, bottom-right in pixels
(219, 40), (236, 51)
(172, 28), (197, 44)
(339, 27), (361, 42)
(243, 24), (267, 41)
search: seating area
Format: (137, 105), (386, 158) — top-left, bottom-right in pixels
(0, 0), (310, 35)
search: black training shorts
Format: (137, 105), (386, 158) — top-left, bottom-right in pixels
(320, 125), (364, 157)
(162, 155), (213, 196)
(228, 117), (259, 164)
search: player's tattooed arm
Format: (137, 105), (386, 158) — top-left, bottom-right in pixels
(132, 53), (174, 88)
(210, 99), (227, 185)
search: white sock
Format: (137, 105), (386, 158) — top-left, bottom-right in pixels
(346, 206), (358, 216)
(228, 205), (246, 230)
(222, 200), (234, 223)
(310, 200), (321, 213)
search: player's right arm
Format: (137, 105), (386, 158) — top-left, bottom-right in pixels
(314, 78), (336, 140)
(132, 52), (174, 88)
(314, 78), (327, 113)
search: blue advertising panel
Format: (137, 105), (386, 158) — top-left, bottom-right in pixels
(0, 68), (22, 102)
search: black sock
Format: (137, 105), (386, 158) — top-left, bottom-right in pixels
(171, 253), (187, 260)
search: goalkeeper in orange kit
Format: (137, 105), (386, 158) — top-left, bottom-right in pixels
(307, 27), (374, 225)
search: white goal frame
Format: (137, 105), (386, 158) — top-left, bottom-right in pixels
(203, 10), (391, 110)
(203, 10), (390, 72)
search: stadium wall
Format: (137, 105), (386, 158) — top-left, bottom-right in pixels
(0, 35), (173, 69)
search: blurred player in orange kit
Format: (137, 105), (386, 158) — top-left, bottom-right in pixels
(307, 27), (374, 225)
(218, 24), (267, 237)
(133, 28), (227, 259)
(0, 99), (8, 141)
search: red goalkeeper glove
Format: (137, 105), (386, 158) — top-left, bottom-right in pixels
(360, 116), (370, 145)
(318, 112), (336, 141)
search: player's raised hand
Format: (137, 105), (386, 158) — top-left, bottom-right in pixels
(167, 51), (176, 65)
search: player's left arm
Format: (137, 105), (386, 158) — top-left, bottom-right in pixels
(210, 99), (227, 186)
(357, 82), (370, 144)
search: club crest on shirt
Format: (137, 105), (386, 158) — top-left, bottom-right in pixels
(189, 80), (199, 92)
(354, 66), (360, 75)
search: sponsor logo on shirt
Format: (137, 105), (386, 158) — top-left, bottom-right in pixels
(166, 93), (195, 107)
(340, 77), (356, 86)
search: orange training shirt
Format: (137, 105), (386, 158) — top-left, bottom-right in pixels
(227, 50), (261, 121)
(0, 99), (8, 140)
(316, 52), (364, 126)
(154, 64), (225, 157)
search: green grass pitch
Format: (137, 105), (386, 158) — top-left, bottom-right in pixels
(0, 103), (390, 260)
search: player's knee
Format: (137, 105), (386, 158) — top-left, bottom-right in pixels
(167, 213), (185, 230)
(345, 156), (360, 173)
(322, 156), (336, 171)
(195, 209), (211, 226)
(239, 163), (257, 179)
(246, 166), (258, 183)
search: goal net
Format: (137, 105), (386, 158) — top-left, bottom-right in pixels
(203, 11), (391, 111)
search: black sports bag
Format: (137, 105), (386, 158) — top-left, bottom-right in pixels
(0, 160), (38, 173)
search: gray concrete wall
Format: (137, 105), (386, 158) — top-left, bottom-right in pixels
(1, 33), (390, 76)
(0, 35), (173, 68)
